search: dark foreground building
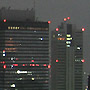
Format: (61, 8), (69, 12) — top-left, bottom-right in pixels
(0, 8), (50, 90)
(51, 22), (84, 90)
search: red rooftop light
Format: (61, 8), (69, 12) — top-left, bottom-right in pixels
(56, 28), (59, 31)
(48, 21), (51, 24)
(81, 59), (85, 62)
(3, 65), (6, 69)
(3, 19), (7, 22)
(56, 60), (59, 62)
(82, 28), (85, 31)
(64, 18), (67, 21)
(67, 17), (70, 20)
(48, 65), (51, 68)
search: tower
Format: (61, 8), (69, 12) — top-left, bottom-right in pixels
(51, 22), (84, 90)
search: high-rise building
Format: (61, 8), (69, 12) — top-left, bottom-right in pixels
(0, 8), (50, 90)
(51, 22), (84, 90)
(88, 75), (90, 90)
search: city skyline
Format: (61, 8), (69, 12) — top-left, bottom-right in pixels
(0, 0), (89, 73)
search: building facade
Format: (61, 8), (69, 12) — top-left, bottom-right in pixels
(51, 22), (84, 90)
(0, 21), (50, 90)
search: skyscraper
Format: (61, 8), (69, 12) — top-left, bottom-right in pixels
(0, 8), (50, 90)
(51, 22), (84, 90)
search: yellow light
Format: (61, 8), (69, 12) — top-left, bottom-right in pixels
(66, 34), (71, 37)
(32, 78), (35, 80)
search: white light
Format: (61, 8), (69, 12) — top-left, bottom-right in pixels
(66, 41), (71, 44)
(11, 57), (14, 60)
(17, 70), (20, 74)
(67, 38), (72, 40)
(58, 34), (62, 36)
(77, 47), (81, 50)
(66, 45), (70, 47)
(66, 34), (71, 37)
(17, 70), (27, 74)
(32, 78), (35, 80)
(11, 84), (15, 87)
(3, 54), (5, 56)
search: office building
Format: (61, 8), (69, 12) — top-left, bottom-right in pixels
(0, 8), (50, 90)
(51, 21), (84, 90)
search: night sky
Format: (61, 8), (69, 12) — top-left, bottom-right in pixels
(0, 0), (90, 73)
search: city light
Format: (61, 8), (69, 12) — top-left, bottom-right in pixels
(3, 19), (7, 22)
(56, 60), (59, 62)
(48, 65), (51, 68)
(81, 59), (85, 62)
(67, 17), (70, 20)
(82, 28), (85, 31)
(3, 65), (6, 69)
(48, 21), (51, 24)
(64, 18), (67, 21)
(56, 28), (59, 31)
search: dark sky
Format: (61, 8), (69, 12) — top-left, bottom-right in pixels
(0, 0), (90, 73)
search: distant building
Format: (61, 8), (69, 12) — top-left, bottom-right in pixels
(0, 8), (50, 90)
(51, 22), (84, 90)
(88, 75), (90, 90)
(0, 7), (35, 22)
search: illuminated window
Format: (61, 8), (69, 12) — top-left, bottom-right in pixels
(32, 78), (35, 80)
(66, 34), (71, 37)
(58, 34), (62, 36)
(11, 84), (15, 87)
(43, 64), (47, 66)
(66, 41), (71, 44)
(77, 47), (81, 50)
(31, 60), (34, 62)
(3, 54), (6, 56)
(8, 27), (10, 29)
(66, 45), (70, 47)
(57, 38), (65, 40)
(66, 38), (72, 40)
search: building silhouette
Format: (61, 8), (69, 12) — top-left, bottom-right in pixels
(51, 22), (84, 90)
(0, 8), (50, 90)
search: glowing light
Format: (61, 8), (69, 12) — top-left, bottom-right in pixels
(32, 78), (35, 80)
(56, 60), (59, 62)
(3, 50), (5, 53)
(23, 64), (25, 66)
(81, 59), (85, 62)
(82, 28), (85, 31)
(3, 19), (7, 22)
(3, 65), (6, 69)
(16, 58), (19, 60)
(43, 64), (47, 66)
(57, 38), (65, 40)
(48, 65), (51, 68)
(66, 34), (71, 37)
(56, 28), (59, 31)
(64, 18), (67, 21)
(13, 64), (18, 66)
(48, 21), (51, 24)
(31, 60), (34, 62)
(66, 45), (70, 47)
(36, 64), (39, 66)
(3, 54), (6, 56)
(2, 61), (5, 64)
(32, 64), (35, 66)
(67, 17), (70, 20)
(11, 84), (15, 87)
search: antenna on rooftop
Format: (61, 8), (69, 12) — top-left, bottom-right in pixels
(34, 0), (36, 21)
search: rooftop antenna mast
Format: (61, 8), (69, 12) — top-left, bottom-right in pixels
(34, 0), (36, 21)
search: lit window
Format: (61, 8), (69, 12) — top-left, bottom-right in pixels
(66, 34), (71, 37)
(3, 54), (6, 56)
(31, 60), (34, 62)
(32, 78), (35, 81)
(66, 41), (71, 44)
(43, 64), (47, 66)
(67, 17), (70, 20)
(8, 27), (10, 29)
(66, 38), (72, 40)
(66, 45), (70, 47)
(58, 34), (62, 36)
(77, 47), (81, 50)
(11, 84), (15, 87)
